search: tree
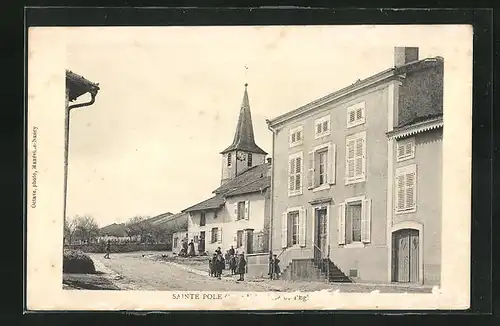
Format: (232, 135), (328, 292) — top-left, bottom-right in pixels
(72, 215), (100, 243)
(125, 216), (152, 242)
(64, 217), (77, 244)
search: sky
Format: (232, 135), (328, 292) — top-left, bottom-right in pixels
(64, 25), (463, 227)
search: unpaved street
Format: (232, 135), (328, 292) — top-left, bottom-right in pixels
(89, 252), (275, 291)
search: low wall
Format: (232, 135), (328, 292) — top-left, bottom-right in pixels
(65, 243), (172, 253)
(246, 253), (269, 278)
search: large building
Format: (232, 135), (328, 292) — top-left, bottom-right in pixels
(267, 47), (443, 285)
(182, 84), (271, 261)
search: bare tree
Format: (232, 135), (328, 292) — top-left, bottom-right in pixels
(73, 215), (100, 243)
(125, 216), (152, 242)
(64, 217), (77, 244)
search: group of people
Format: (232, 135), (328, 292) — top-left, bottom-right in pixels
(179, 238), (196, 257)
(209, 246), (247, 281)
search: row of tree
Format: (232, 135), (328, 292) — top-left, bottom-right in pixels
(64, 215), (188, 245)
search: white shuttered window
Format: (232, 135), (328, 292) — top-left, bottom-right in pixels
(288, 152), (303, 196)
(395, 164), (417, 213)
(396, 137), (415, 162)
(338, 197), (372, 246)
(345, 132), (366, 184)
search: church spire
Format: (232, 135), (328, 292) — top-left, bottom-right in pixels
(220, 83), (267, 155)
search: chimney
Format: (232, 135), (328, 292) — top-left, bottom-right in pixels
(267, 158), (272, 165)
(394, 47), (419, 67)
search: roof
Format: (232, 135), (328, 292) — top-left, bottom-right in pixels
(66, 70), (100, 101)
(220, 84), (267, 155)
(213, 163), (270, 195)
(182, 195), (226, 213)
(267, 57), (444, 127)
(224, 176), (271, 197)
(99, 223), (127, 237)
(387, 114), (443, 140)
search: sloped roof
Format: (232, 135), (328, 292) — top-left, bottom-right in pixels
(213, 163), (270, 195)
(99, 223), (127, 237)
(150, 212), (187, 226)
(220, 84), (267, 155)
(268, 57), (444, 127)
(182, 195), (226, 213)
(224, 176), (271, 197)
(66, 70), (100, 101)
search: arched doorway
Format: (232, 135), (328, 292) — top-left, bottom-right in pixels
(392, 228), (420, 283)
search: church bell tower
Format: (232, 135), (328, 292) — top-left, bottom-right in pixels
(220, 84), (267, 185)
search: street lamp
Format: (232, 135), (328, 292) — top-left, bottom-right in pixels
(64, 71), (100, 242)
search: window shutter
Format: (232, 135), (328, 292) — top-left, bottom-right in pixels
(348, 109), (355, 124)
(281, 212), (288, 248)
(234, 202), (238, 217)
(406, 172), (416, 209)
(299, 208), (306, 247)
(295, 157), (302, 191)
(338, 204), (346, 245)
(288, 159), (295, 191)
(244, 200), (250, 220)
(346, 139), (355, 179)
(208, 229), (212, 243)
(397, 143), (405, 159)
(405, 142), (413, 156)
(396, 174), (405, 211)
(355, 137), (364, 177)
(218, 227), (222, 244)
(307, 151), (315, 189)
(329, 144), (336, 184)
(361, 199), (372, 243)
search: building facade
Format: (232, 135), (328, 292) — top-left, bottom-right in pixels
(182, 84), (271, 259)
(267, 47), (443, 285)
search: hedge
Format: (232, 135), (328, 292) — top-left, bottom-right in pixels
(63, 249), (96, 274)
(65, 242), (172, 253)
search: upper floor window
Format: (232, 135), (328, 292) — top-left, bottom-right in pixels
(234, 200), (249, 220)
(347, 101), (366, 128)
(227, 153), (232, 167)
(247, 153), (253, 167)
(289, 125), (303, 147)
(395, 164), (417, 213)
(396, 137), (415, 162)
(288, 152), (303, 196)
(200, 212), (206, 226)
(345, 131), (366, 185)
(308, 142), (336, 190)
(314, 115), (331, 139)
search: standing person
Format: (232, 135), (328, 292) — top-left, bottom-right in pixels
(104, 240), (111, 259)
(188, 240), (195, 257)
(272, 255), (281, 280)
(228, 245), (235, 257)
(236, 253), (247, 281)
(268, 251), (274, 279)
(229, 254), (237, 275)
(215, 247), (222, 255)
(211, 254), (217, 277)
(216, 254), (224, 280)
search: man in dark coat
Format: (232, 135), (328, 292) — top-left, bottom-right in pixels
(272, 254), (281, 280)
(104, 240), (111, 259)
(210, 254), (217, 277)
(228, 245), (235, 257)
(268, 251), (273, 279)
(237, 253), (247, 281)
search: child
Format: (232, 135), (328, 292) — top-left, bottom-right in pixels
(230, 255), (237, 275)
(210, 254), (217, 277)
(216, 254), (224, 280)
(208, 257), (214, 277)
(272, 254), (281, 280)
(237, 253), (247, 281)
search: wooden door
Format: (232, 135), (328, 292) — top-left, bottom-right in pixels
(316, 208), (328, 258)
(246, 231), (254, 254)
(199, 231), (205, 252)
(392, 229), (419, 283)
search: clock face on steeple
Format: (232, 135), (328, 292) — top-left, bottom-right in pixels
(236, 151), (247, 161)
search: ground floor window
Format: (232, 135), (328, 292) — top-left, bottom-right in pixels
(288, 211), (300, 245)
(211, 228), (218, 243)
(236, 230), (243, 247)
(346, 201), (362, 244)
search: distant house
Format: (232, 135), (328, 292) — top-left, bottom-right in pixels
(267, 47), (443, 285)
(182, 84), (271, 261)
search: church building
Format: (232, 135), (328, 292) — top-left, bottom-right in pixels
(182, 84), (271, 266)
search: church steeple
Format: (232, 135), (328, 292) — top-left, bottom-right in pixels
(220, 84), (267, 155)
(220, 83), (267, 185)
